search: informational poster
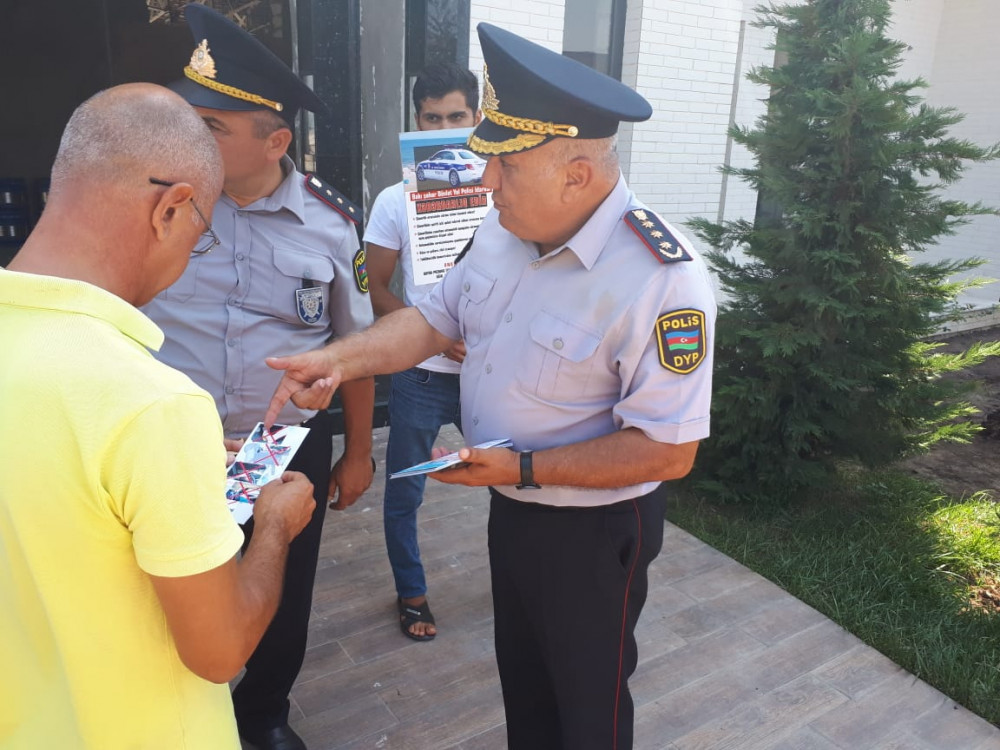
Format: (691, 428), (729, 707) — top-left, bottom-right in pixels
(401, 127), (493, 285)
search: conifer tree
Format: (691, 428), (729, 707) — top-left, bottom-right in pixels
(688, 0), (1000, 503)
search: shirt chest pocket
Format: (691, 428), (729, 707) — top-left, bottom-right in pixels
(253, 247), (336, 325)
(458, 265), (496, 347)
(516, 310), (604, 403)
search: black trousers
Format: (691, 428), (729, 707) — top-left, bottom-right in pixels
(488, 488), (665, 750)
(232, 412), (333, 733)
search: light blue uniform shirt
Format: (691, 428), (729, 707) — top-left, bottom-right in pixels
(144, 157), (373, 437)
(417, 175), (717, 507)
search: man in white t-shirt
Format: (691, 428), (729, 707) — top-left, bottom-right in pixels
(365, 63), (481, 640)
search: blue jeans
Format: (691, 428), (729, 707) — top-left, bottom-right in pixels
(384, 366), (462, 599)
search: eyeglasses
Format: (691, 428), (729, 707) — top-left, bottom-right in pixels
(148, 177), (221, 255)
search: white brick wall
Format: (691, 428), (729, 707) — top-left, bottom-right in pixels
(718, 0), (775, 226)
(616, 0), (643, 179)
(468, 0), (564, 83)
(622, 0), (746, 229)
(888, 0), (944, 83)
(918, 0), (1000, 310)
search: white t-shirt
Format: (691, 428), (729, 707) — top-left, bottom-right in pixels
(364, 181), (460, 374)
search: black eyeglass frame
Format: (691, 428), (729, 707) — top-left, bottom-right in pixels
(148, 177), (220, 255)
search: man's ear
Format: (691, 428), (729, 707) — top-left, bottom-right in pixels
(562, 156), (593, 202)
(265, 127), (294, 163)
(150, 183), (195, 241)
(473, 109), (483, 126)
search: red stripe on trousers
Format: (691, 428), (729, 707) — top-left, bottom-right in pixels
(613, 498), (642, 750)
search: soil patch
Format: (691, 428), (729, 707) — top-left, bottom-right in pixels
(968, 574), (1000, 614)
(898, 325), (1000, 500)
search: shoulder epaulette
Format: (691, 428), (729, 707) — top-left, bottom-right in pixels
(624, 208), (692, 264)
(304, 174), (360, 225)
(453, 230), (477, 265)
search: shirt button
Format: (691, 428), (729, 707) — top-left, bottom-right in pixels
(553, 338), (564, 350)
(227, 298), (236, 306)
(472, 417), (479, 426)
(227, 339), (237, 347)
(504, 312), (512, 323)
(463, 282), (471, 292)
(225, 386), (235, 394)
(485, 364), (492, 374)
(531, 261), (540, 269)
(236, 253), (245, 261)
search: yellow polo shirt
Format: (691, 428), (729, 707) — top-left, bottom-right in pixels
(0, 270), (244, 748)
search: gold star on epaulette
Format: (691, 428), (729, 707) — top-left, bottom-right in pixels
(623, 207), (693, 264)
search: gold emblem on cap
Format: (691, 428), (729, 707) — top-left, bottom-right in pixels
(189, 40), (217, 79)
(482, 64), (499, 112)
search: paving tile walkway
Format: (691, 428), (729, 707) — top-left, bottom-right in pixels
(267, 426), (1000, 749)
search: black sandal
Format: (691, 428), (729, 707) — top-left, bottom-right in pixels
(397, 597), (436, 642)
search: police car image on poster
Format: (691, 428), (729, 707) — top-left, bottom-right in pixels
(400, 127), (493, 286)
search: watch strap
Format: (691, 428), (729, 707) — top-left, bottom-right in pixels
(516, 450), (541, 489)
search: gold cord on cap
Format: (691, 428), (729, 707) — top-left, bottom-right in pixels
(468, 132), (546, 154)
(184, 39), (283, 113)
(480, 63), (578, 141)
(482, 108), (579, 138)
(184, 66), (284, 112)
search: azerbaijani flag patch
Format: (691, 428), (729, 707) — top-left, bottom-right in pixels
(655, 309), (706, 374)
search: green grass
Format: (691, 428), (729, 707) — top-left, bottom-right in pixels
(665, 472), (1000, 724)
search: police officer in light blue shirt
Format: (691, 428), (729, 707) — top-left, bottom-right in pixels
(264, 22), (716, 750)
(147, 164), (371, 437)
(142, 6), (374, 750)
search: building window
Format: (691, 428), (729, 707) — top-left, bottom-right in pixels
(405, 0), (471, 124)
(405, 0), (470, 74)
(562, 0), (626, 79)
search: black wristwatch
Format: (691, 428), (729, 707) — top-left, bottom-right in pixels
(515, 450), (541, 490)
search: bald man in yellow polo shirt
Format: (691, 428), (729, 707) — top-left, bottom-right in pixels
(0, 84), (315, 749)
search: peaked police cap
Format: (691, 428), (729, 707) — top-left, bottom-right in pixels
(468, 23), (652, 156)
(170, 3), (327, 125)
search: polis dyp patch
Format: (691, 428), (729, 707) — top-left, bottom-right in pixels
(655, 309), (706, 374)
(353, 248), (369, 294)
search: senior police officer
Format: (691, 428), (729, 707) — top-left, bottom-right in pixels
(142, 6), (374, 750)
(264, 23), (716, 750)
